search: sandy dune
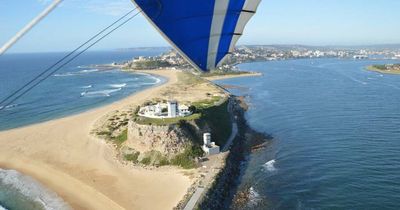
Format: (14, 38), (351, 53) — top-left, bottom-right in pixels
(0, 70), (192, 210)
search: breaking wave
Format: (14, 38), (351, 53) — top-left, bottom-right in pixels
(53, 69), (98, 77)
(0, 104), (18, 110)
(263, 159), (277, 172)
(0, 205), (7, 210)
(78, 69), (98, 73)
(109, 83), (127, 88)
(141, 77), (162, 85)
(81, 88), (122, 97)
(0, 169), (70, 210)
(247, 187), (262, 207)
(53, 72), (76, 77)
(81, 85), (92, 89)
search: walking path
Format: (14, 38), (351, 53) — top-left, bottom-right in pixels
(183, 187), (205, 210)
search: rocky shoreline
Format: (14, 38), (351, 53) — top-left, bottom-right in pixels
(197, 96), (273, 209)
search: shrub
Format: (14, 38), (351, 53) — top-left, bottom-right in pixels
(141, 156), (152, 165)
(124, 152), (140, 163)
(112, 129), (128, 146)
(97, 131), (111, 136)
(170, 145), (203, 169)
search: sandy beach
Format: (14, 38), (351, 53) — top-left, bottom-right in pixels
(0, 70), (192, 210)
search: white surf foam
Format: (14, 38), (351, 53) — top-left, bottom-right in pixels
(109, 83), (127, 88)
(0, 204), (7, 210)
(263, 159), (277, 172)
(53, 72), (76, 77)
(81, 85), (92, 89)
(81, 88), (122, 97)
(247, 186), (262, 207)
(0, 104), (18, 110)
(79, 69), (98, 73)
(54, 69), (98, 77)
(0, 169), (70, 210)
(153, 77), (162, 84)
(141, 77), (162, 85)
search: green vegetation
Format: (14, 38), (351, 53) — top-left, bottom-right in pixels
(170, 145), (204, 169)
(136, 146), (203, 169)
(130, 60), (172, 70)
(370, 64), (387, 70)
(140, 150), (169, 166)
(196, 99), (232, 147)
(201, 70), (252, 77)
(140, 156), (152, 165)
(124, 151), (140, 163)
(96, 130), (111, 137)
(111, 129), (128, 147)
(192, 96), (223, 109)
(367, 64), (400, 74)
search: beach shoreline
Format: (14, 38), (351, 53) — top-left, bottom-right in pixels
(0, 69), (262, 209)
(0, 70), (193, 210)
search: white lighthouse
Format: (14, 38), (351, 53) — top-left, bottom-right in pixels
(203, 133), (211, 145)
(167, 100), (178, 118)
(202, 133), (220, 156)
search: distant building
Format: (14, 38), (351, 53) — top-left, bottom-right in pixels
(353, 55), (368, 59)
(202, 133), (220, 156)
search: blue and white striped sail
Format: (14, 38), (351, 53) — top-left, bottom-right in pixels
(131, 0), (261, 72)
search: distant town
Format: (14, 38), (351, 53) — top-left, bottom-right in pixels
(114, 45), (400, 72)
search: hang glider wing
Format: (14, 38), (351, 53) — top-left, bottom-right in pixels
(132, 0), (261, 72)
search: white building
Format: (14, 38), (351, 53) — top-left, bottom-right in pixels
(138, 100), (192, 119)
(202, 133), (220, 156)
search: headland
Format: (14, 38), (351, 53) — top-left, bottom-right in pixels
(0, 68), (262, 210)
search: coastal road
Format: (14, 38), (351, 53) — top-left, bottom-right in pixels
(183, 187), (205, 210)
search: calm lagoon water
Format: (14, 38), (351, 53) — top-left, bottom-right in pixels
(216, 58), (400, 210)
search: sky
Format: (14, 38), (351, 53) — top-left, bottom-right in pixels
(1, 0), (400, 53)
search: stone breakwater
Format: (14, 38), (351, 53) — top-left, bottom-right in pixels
(198, 96), (272, 209)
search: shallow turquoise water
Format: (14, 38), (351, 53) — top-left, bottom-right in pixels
(217, 58), (400, 209)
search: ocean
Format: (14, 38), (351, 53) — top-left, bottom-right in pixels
(0, 50), (164, 209)
(0, 50), (166, 131)
(216, 58), (400, 209)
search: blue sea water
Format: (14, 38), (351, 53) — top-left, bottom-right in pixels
(0, 50), (165, 209)
(0, 50), (165, 131)
(216, 58), (400, 210)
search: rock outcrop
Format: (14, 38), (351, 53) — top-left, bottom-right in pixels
(127, 121), (197, 155)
